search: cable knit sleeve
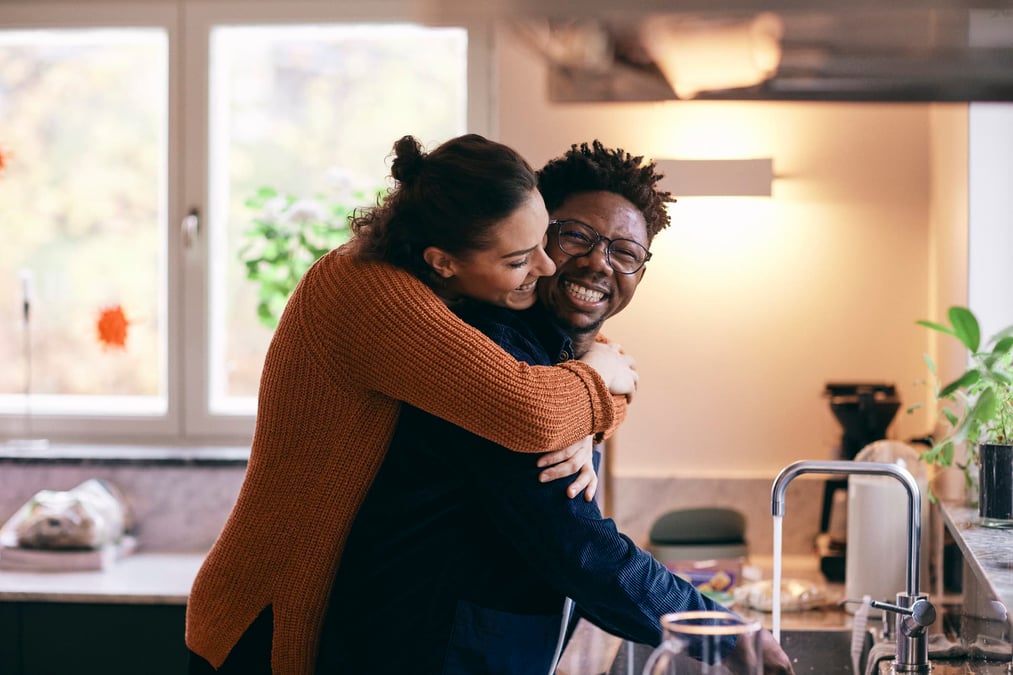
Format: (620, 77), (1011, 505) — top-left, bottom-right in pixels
(593, 332), (629, 441)
(293, 251), (618, 452)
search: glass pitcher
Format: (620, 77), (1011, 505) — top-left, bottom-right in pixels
(641, 610), (762, 675)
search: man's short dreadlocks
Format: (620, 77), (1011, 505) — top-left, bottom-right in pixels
(537, 140), (675, 243)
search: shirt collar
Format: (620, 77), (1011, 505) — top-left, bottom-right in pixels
(522, 303), (575, 363)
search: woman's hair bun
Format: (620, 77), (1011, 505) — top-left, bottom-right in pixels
(390, 135), (426, 186)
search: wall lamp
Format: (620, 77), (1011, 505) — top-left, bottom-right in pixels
(654, 158), (774, 197)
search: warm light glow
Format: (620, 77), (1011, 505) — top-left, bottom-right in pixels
(661, 198), (781, 273)
(640, 12), (784, 100)
(655, 158), (773, 196)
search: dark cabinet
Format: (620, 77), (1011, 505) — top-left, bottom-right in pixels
(0, 602), (19, 674)
(0, 601), (187, 675)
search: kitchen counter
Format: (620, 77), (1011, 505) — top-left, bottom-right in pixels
(0, 509), (1003, 673)
(1, 550), (844, 669)
(0, 551), (202, 674)
(0, 552), (203, 605)
(562, 504), (1013, 674)
(939, 501), (1013, 632)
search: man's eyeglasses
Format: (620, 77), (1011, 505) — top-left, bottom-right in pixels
(550, 219), (652, 275)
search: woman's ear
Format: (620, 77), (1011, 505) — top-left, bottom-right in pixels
(423, 246), (457, 279)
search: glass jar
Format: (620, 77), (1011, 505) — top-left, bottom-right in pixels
(641, 610), (762, 674)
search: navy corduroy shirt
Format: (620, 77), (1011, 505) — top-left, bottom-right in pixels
(317, 302), (725, 674)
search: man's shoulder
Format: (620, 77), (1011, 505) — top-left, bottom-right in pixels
(453, 303), (550, 365)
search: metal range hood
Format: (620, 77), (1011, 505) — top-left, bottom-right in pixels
(417, 1), (1013, 102)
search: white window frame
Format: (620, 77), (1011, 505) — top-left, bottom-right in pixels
(0, 0), (493, 445)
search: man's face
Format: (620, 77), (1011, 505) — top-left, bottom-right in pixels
(537, 191), (650, 338)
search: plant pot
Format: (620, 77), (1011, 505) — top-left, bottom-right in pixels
(978, 443), (1013, 528)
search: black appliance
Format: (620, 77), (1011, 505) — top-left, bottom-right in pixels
(817, 382), (901, 581)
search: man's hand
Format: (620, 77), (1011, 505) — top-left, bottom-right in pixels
(758, 629), (795, 674)
(726, 628), (795, 675)
(537, 435), (598, 501)
(579, 341), (638, 401)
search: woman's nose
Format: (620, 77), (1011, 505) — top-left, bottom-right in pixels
(534, 246), (556, 276)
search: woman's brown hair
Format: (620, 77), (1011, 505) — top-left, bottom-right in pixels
(351, 134), (538, 286)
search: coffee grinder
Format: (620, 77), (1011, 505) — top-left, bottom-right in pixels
(817, 382), (901, 581)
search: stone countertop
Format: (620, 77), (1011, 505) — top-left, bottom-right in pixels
(0, 549), (856, 672)
(939, 501), (1013, 629)
(0, 552), (204, 605)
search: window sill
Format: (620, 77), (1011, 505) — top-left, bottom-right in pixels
(0, 442), (249, 467)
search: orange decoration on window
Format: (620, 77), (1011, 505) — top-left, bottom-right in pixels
(96, 305), (130, 350)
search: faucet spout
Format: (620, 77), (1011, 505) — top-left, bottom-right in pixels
(772, 459), (931, 672)
(770, 459), (922, 597)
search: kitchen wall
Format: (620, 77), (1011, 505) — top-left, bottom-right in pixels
(926, 105), (971, 500)
(494, 24), (970, 481)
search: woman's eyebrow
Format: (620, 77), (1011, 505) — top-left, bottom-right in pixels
(500, 245), (538, 259)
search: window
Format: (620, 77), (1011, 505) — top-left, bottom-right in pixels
(0, 27), (168, 421)
(0, 1), (486, 444)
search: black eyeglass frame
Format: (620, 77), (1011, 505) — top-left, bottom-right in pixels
(548, 219), (652, 275)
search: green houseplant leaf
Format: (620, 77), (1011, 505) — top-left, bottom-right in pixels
(948, 306), (981, 352)
(239, 182), (384, 329)
(939, 370), (980, 399)
(915, 306), (1013, 497)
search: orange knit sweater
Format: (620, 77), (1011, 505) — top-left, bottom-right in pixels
(185, 249), (626, 674)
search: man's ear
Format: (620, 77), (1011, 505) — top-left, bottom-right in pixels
(423, 246), (457, 279)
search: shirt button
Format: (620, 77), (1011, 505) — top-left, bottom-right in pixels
(560, 350), (570, 360)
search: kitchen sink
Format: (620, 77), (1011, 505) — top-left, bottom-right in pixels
(780, 627), (874, 674)
(607, 627), (875, 674)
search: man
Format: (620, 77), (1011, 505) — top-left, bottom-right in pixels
(317, 141), (793, 674)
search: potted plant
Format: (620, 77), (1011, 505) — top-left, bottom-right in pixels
(914, 306), (1013, 520)
(239, 183), (383, 329)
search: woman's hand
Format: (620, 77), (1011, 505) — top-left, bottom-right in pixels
(536, 435), (598, 501)
(579, 341), (638, 401)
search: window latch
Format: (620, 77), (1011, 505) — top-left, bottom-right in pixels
(181, 207), (200, 248)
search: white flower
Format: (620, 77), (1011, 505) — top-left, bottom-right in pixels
(261, 195), (290, 223)
(323, 166), (356, 194)
(283, 198), (329, 224)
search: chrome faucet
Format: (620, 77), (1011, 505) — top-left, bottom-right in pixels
(771, 460), (936, 673)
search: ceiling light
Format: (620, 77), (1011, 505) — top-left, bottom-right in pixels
(640, 13), (784, 99)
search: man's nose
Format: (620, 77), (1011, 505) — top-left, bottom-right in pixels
(577, 240), (613, 274)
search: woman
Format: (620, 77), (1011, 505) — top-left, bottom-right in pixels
(185, 134), (636, 674)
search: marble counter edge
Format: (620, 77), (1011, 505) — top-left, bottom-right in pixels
(0, 551), (205, 605)
(0, 443), (249, 466)
(938, 501), (1013, 630)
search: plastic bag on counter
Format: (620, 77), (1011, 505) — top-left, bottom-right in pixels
(1, 479), (133, 550)
(733, 578), (827, 612)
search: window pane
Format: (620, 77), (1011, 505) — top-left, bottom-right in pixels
(0, 29), (168, 417)
(208, 24), (468, 414)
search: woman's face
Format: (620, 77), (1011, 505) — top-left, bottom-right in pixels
(436, 188), (555, 310)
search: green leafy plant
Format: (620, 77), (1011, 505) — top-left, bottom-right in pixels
(239, 184), (381, 329)
(912, 306), (1013, 493)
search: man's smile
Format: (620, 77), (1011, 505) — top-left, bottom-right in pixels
(563, 280), (607, 305)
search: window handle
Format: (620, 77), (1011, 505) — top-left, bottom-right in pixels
(181, 207), (200, 248)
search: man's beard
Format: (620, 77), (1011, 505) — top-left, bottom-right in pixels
(550, 312), (604, 348)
